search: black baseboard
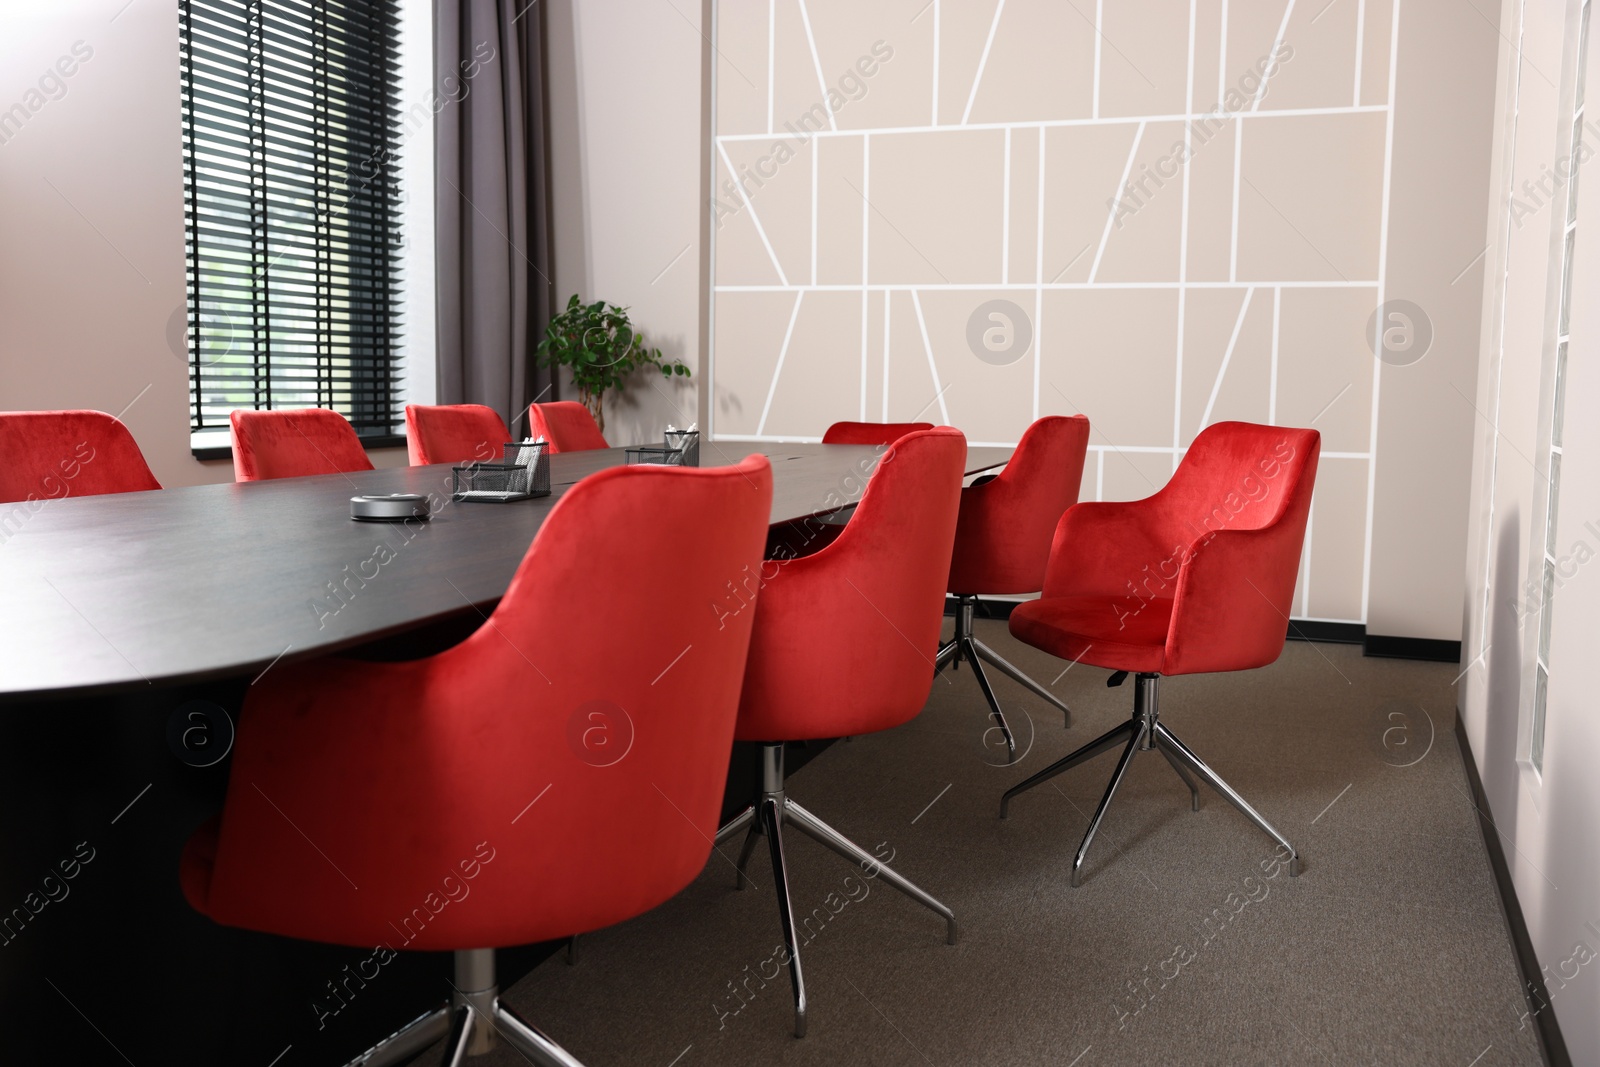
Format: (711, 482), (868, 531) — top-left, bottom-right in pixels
(1455, 717), (1569, 1066)
(1286, 620), (1364, 644)
(1363, 633), (1463, 662)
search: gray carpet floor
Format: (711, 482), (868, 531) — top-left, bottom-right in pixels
(461, 621), (1542, 1067)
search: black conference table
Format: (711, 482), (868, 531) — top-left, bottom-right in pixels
(0, 440), (1011, 1066)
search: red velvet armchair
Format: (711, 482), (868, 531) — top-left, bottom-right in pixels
(1000, 421), (1320, 886)
(182, 455), (774, 1066)
(0, 410), (161, 503)
(529, 401), (608, 453)
(764, 420), (938, 560)
(821, 420), (933, 445)
(404, 403), (511, 466)
(229, 408), (375, 482)
(714, 427), (966, 1037)
(937, 415), (1090, 757)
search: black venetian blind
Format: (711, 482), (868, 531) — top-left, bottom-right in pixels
(178, 0), (403, 439)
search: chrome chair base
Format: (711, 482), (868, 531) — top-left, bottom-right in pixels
(714, 743), (957, 1038)
(936, 595), (1072, 759)
(346, 948), (585, 1067)
(999, 673), (1299, 887)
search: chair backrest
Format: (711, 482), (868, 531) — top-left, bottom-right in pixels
(736, 427), (966, 741)
(404, 403), (511, 466)
(446, 453), (773, 938)
(0, 410), (161, 504)
(1160, 421), (1321, 674)
(200, 455), (774, 948)
(822, 420), (935, 446)
(229, 408), (376, 482)
(1164, 421), (1318, 535)
(948, 414), (1090, 594)
(530, 401), (609, 453)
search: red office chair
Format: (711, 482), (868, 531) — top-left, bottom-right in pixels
(0, 410), (161, 503)
(1000, 422), (1320, 885)
(229, 408), (376, 482)
(181, 454), (774, 1067)
(713, 427), (965, 1037)
(821, 420), (933, 445)
(405, 403), (511, 466)
(530, 401), (609, 453)
(778, 421), (937, 548)
(937, 415), (1091, 757)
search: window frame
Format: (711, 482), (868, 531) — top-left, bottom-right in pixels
(178, 0), (407, 459)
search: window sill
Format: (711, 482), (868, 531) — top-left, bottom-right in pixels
(191, 433), (409, 462)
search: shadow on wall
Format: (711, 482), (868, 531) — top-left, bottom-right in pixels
(1482, 507), (1524, 831)
(602, 355), (697, 445)
(715, 384), (745, 424)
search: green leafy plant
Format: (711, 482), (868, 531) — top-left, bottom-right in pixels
(534, 294), (690, 434)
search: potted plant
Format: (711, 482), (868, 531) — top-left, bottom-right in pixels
(534, 295), (691, 435)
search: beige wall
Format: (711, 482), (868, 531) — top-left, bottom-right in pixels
(708, 0), (1496, 635)
(0, 0), (215, 488)
(545, 0), (702, 445)
(1462, 0), (1600, 1060)
(0, 0), (417, 487)
(1369, 0), (1499, 638)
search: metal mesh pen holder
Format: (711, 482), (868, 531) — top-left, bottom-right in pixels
(451, 442), (551, 502)
(663, 429), (700, 467)
(625, 446), (684, 466)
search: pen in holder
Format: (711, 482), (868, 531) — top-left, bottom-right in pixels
(663, 427), (700, 467)
(503, 439), (551, 494)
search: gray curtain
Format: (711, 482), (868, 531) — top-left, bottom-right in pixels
(435, 0), (556, 432)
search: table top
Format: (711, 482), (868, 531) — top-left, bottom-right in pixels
(0, 442), (1012, 701)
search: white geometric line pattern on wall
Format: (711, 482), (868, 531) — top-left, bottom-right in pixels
(710, 0), (1399, 624)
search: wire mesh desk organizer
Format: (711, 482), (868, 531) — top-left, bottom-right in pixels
(451, 439), (551, 503)
(664, 426), (699, 466)
(626, 425), (700, 467)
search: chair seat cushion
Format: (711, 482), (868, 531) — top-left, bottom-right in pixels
(1009, 594), (1173, 673)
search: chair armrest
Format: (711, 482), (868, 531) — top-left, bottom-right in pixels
(1040, 498), (1182, 601)
(225, 613), (613, 835)
(1163, 523), (1304, 675)
(219, 648), (476, 839)
(746, 535), (853, 632)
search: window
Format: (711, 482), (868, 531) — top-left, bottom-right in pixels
(1531, 0), (1590, 774)
(179, 0), (405, 451)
